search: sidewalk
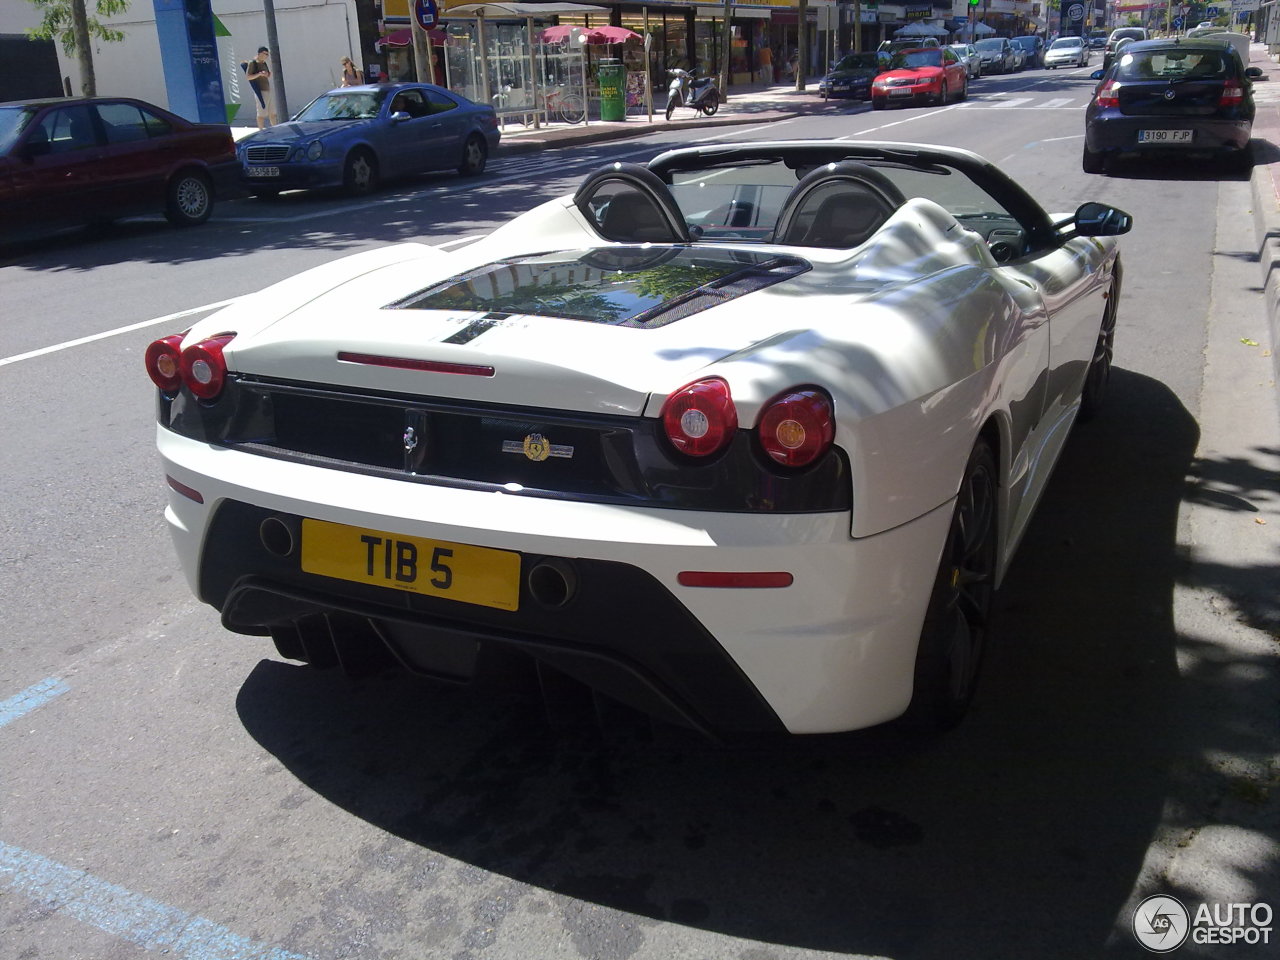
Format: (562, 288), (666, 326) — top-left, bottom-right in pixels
(493, 82), (835, 155)
(228, 81), (835, 147)
(1245, 41), (1280, 388)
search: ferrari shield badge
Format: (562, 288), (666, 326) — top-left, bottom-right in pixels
(502, 433), (574, 461)
(523, 434), (550, 462)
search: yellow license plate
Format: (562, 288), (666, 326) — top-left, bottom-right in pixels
(300, 519), (520, 612)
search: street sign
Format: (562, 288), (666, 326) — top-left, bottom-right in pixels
(1205, 6), (1220, 14)
(414, 0), (438, 30)
(1172, 14), (1184, 27)
(1067, 2), (1085, 20)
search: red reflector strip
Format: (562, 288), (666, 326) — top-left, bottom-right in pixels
(337, 351), (495, 377)
(677, 571), (794, 588)
(166, 475), (204, 504)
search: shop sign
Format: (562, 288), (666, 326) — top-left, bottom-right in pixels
(905, 5), (933, 20)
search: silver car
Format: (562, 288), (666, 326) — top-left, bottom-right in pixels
(1044, 36), (1090, 69)
(948, 43), (982, 79)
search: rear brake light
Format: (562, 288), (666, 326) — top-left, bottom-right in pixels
(661, 378), (737, 457)
(179, 334), (235, 401)
(145, 334), (185, 393)
(337, 351), (495, 377)
(1095, 80), (1120, 109)
(756, 389), (835, 468)
(1220, 84), (1244, 107)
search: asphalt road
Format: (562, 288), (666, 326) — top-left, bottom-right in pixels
(1, 64), (1277, 960)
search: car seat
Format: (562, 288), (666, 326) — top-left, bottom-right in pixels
(773, 161), (907, 249)
(574, 162), (691, 244)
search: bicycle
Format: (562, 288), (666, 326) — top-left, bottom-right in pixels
(544, 87), (586, 125)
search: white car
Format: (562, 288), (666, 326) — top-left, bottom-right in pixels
(147, 141), (1132, 739)
(1045, 36), (1091, 68)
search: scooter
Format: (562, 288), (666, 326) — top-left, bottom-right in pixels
(666, 68), (720, 120)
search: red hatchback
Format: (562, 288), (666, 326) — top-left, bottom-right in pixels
(871, 47), (969, 109)
(0, 97), (238, 236)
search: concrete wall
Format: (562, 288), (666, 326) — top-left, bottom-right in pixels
(13, 0), (361, 122)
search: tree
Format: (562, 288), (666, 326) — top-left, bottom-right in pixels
(25, 0), (130, 97)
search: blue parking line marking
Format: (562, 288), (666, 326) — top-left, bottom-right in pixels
(0, 676), (70, 728)
(0, 841), (311, 960)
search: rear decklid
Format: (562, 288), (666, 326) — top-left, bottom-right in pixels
(224, 245), (814, 416)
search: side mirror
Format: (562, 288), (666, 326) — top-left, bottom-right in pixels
(1074, 201), (1132, 237)
(1245, 67), (1263, 80)
(1090, 69), (1104, 80)
(390, 110), (411, 122)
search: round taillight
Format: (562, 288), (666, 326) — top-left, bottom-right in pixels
(145, 334), (185, 394)
(757, 389), (835, 468)
(660, 378), (738, 457)
(179, 334), (235, 401)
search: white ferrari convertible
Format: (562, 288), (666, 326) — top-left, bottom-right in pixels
(147, 141), (1131, 739)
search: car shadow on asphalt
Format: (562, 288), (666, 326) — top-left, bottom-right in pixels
(1096, 143), (1264, 182)
(230, 367), (1230, 958)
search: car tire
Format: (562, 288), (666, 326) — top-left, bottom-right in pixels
(1079, 269), (1120, 421)
(343, 149), (379, 197)
(1082, 143), (1106, 175)
(957, 77), (967, 101)
(665, 96), (677, 121)
(902, 438), (999, 733)
(1224, 143), (1253, 173)
(457, 134), (488, 176)
(700, 91), (720, 116)
(164, 170), (213, 227)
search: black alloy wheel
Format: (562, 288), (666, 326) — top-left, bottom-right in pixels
(343, 149), (379, 197)
(1079, 273), (1120, 421)
(458, 135), (488, 176)
(701, 91), (720, 116)
(1082, 142), (1106, 175)
(903, 438), (999, 732)
(665, 96), (677, 121)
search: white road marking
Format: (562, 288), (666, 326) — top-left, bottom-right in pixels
(0, 299), (241, 368)
(0, 242), (481, 368)
(840, 101), (963, 138)
(1039, 98), (1077, 109)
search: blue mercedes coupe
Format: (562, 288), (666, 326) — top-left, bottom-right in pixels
(237, 83), (500, 198)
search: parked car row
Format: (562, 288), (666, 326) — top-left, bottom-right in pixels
(0, 81), (501, 237)
(820, 46), (971, 107)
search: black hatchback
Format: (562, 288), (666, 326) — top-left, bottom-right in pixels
(1083, 37), (1262, 173)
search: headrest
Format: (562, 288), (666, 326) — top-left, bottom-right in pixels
(574, 161), (691, 244)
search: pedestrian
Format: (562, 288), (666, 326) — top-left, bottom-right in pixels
(246, 46), (277, 128)
(339, 56), (360, 87)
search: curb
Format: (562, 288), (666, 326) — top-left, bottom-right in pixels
(1250, 160), (1280, 393)
(496, 107), (809, 156)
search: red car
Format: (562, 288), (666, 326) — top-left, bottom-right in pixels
(871, 47), (969, 109)
(0, 96), (238, 236)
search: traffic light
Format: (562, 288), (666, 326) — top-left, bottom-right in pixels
(968, 0), (979, 6)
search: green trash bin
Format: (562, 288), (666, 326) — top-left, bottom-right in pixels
(598, 58), (625, 122)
